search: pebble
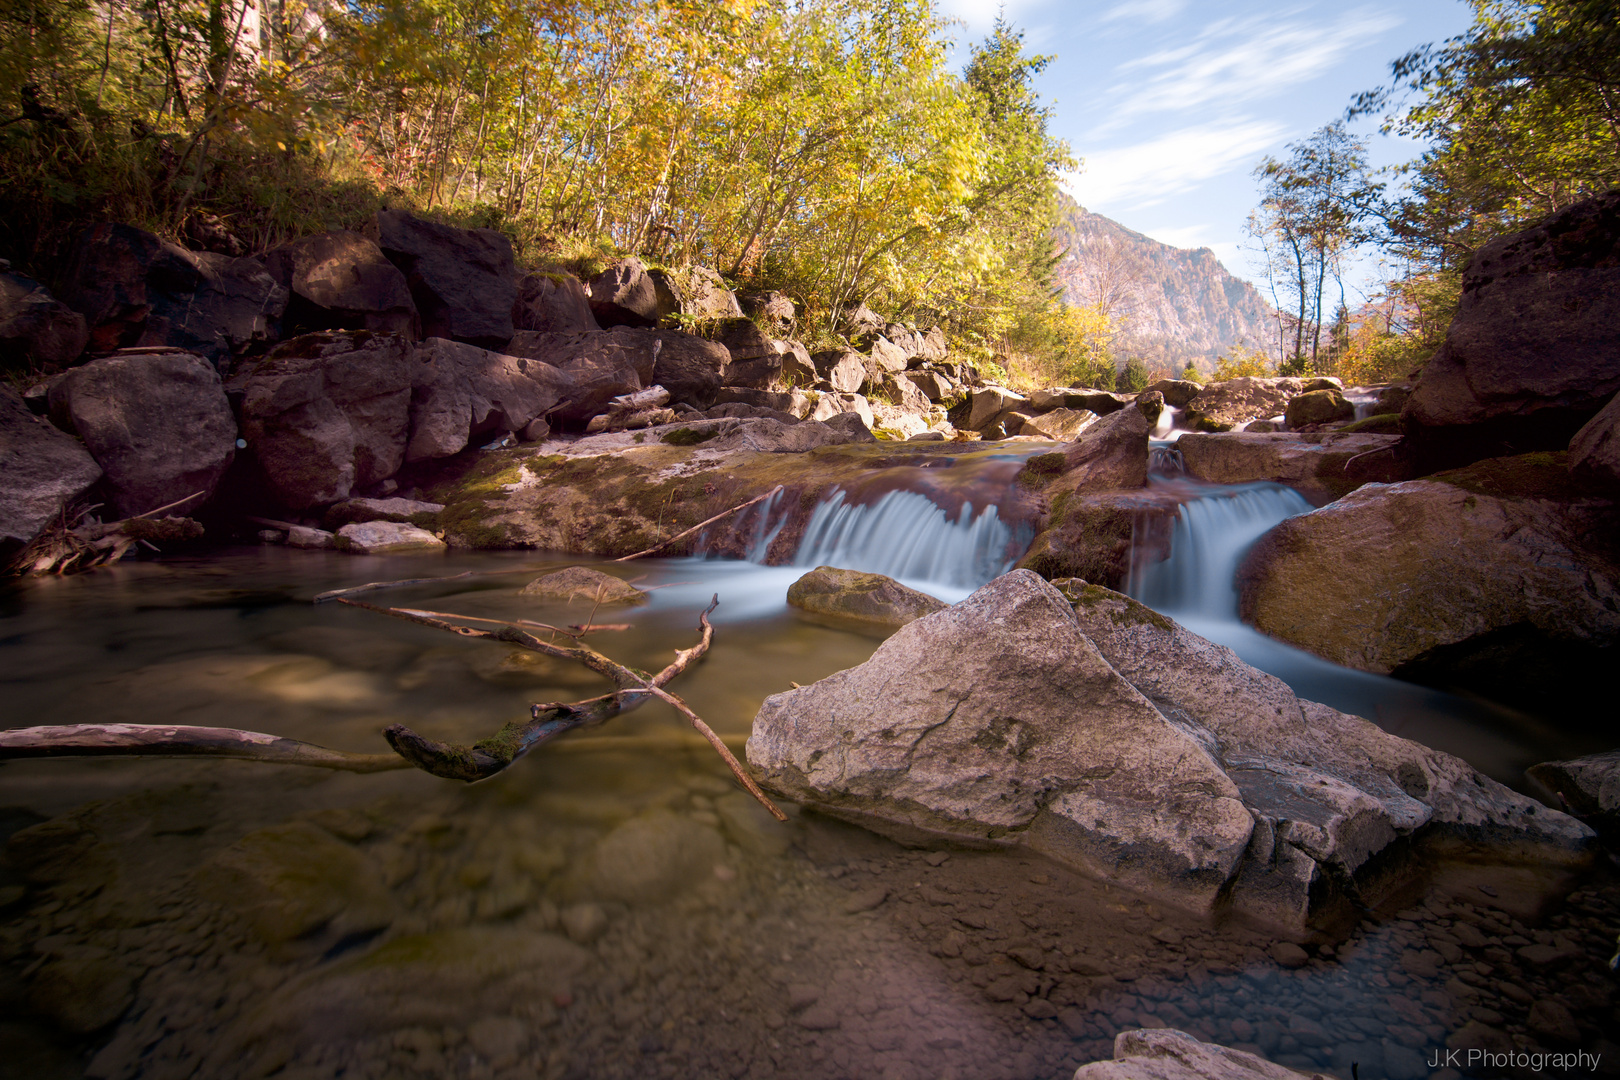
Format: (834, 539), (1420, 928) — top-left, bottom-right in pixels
(1268, 942), (1309, 969)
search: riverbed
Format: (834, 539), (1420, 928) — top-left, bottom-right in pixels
(2, 498), (1617, 1078)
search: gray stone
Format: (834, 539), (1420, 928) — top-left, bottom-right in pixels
(285, 525), (335, 549)
(1019, 408), (1099, 441)
(905, 369), (953, 401)
(1073, 1027), (1323, 1080)
(0, 387), (102, 554)
(810, 392), (875, 431)
(818, 349), (867, 394)
(1176, 430), (1403, 504)
(335, 521), (445, 554)
(407, 337), (574, 460)
(649, 265), (741, 322)
(1527, 749), (1620, 837)
(589, 810), (727, 904)
(0, 270), (88, 368)
(749, 571), (1254, 914)
(559, 902), (609, 945)
(586, 258), (658, 329)
(786, 566), (947, 629)
(649, 329), (728, 408)
(714, 791), (791, 857)
(239, 332), (413, 509)
(375, 209), (516, 346)
(1569, 390), (1620, 489)
(1284, 388), (1354, 428)
(868, 335), (909, 373)
(520, 566), (646, 604)
(778, 339), (817, 388)
(504, 328), (655, 428)
(963, 386), (1026, 432)
(1142, 380), (1201, 409)
(741, 290), (795, 335)
(263, 230), (417, 337)
(1186, 377), (1334, 432)
(48, 349), (236, 516)
(325, 496), (443, 528)
(30, 949), (134, 1033)
(513, 270), (598, 334)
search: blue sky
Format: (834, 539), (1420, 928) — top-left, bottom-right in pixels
(939, 0), (1476, 297)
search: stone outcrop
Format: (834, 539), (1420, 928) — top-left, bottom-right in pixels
(505, 329), (656, 428)
(323, 497), (443, 530)
(748, 571), (1595, 930)
(810, 392), (874, 431)
(1027, 388), (1130, 416)
(1527, 750), (1620, 839)
(713, 317), (781, 389)
(1403, 189), (1620, 470)
(519, 565), (646, 604)
(1074, 1028), (1327, 1080)
(1184, 377), (1337, 432)
(262, 230), (418, 338)
(786, 566), (946, 629)
(587, 258), (659, 329)
(816, 349), (867, 394)
(1142, 379), (1201, 409)
(1568, 390), (1620, 489)
(742, 291), (795, 335)
(59, 223), (287, 365)
(649, 266), (741, 322)
(0, 386), (102, 554)
(0, 270), (88, 369)
(375, 210), (516, 346)
(407, 338), (574, 461)
(1016, 487), (1185, 589)
(46, 349), (237, 517)
(1238, 454), (1620, 714)
(238, 332), (414, 510)
(1018, 408), (1098, 442)
(513, 271), (599, 335)
(1176, 431), (1404, 505)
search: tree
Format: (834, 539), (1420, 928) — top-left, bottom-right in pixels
(1246, 122), (1370, 374)
(1180, 363), (1203, 384)
(1350, 0), (1620, 268)
(1115, 355), (1148, 393)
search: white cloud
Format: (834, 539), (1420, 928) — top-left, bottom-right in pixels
(1066, 118), (1288, 211)
(1140, 224), (1217, 250)
(936, 0), (1048, 33)
(1091, 6), (1401, 133)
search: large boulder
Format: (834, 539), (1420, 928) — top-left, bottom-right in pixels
(58, 223), (287, 365)
(786, 566), (947, 629)
(1141, 379), (1201, 409)
(1021, 395), (1153, 495)
(0, 270), (88, 369)
(1184, 377), (1335, 432)
(712, 317), (781, 388)
(748, 572), (1595, 930)
(648, 266), (742, 322)
(520, 565), (646, 604)
(1527, 750), (1620, 839)
(1238, 453), (1620, 714)
(955, 386), (1027, 434)
(809, 392), (874, 431)
(238, 332), (414, 509)
(1016, 487), (1185, 589)
(1176, 430), (1404, 505)
(1568, 390), (1620, 489)
(650, 329), (727, 409)
(1018, 408), (1098, 442)
(749, 571), (1256, 914)
(815, 349), (867, 394)
(262, 230), (417, 338)
(505, 328), (658, 428)
(1403, 189), (1620, 471)
(512, 270), (598, 334)
(0, 386), (102, 554)
(374, 210), (515, 346)
(741, 290), (795, 335)
(586, 258), (658, 329)
(406, 338), (574, 461)
(867, 335), (909, 373)
(1027, 387), (1130, 415)
(46, 349), (236, 516)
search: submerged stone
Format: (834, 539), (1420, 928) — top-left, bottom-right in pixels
(519, 565), (646, 604)
(785, 566), (945, 629)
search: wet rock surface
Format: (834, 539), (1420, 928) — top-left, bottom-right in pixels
(519, 565), (647, 605)
(1236, 454), (1620, 712)
(786, 566), (947, 629)
(1176, 431), (1403, 505)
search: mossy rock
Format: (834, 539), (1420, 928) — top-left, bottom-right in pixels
(519, 565), (647, 604)
(1338, 412), (1402, 435)
(786, 566), (946, 629)
(1432, 451), (1600, 502)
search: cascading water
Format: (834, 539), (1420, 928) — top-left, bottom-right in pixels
(786, 489), (1021, 590)
(1126, 477), (1572, 782)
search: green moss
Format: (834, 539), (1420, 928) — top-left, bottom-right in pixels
(1433, 452), (1593, 501)
(660, 427), (719, 446)
(1338, 412), (1402, 435)
(1054, 578), (1176, 632)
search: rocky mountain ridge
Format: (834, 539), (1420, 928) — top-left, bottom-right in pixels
(1053, 194), (1276, 372)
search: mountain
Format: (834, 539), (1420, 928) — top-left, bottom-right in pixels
(1052, 194), (1276, 373)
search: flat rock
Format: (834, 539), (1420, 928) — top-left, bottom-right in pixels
(47, 349), (237, 516)
(519, 565), (646, 604)
(1176, 430), (1403, 504)
(786, 566), (947, 629)
(325, 496), (443, 529)
(0, 386), (103, 555)
(1019, 407), (1098, 441)
(335, 521), (445, 554)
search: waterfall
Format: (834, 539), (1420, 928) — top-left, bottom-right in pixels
(1129, 481), (1312, 618)
(785, 489), (1024, 590)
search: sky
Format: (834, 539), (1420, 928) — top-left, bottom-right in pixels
(938, 0), (1477, 299)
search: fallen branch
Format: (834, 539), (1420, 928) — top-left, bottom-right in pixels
(0, 723), (407, 772)
(313, 566), (547, 604)
(391, 608), (630, 637)
(614, 484), (784, 562)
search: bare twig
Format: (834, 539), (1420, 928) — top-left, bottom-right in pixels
(0, 724), (408, 772)
(392, 608), (629, 636)
(614, 484), (783, 561)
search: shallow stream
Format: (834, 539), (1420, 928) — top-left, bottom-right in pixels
(2, 457), (1617, 1079)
